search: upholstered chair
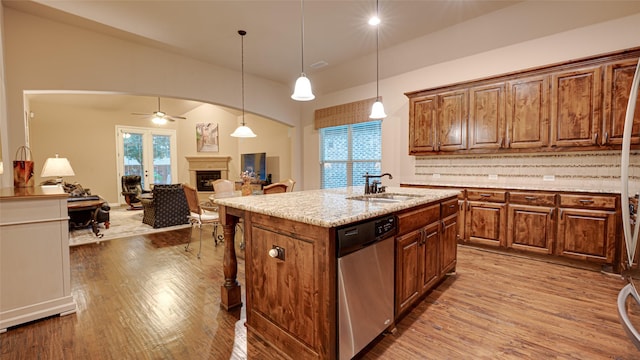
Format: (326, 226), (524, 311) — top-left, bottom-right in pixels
(141, 184), (190, 228)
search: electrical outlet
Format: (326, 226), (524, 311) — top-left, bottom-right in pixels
(543, 175), (555, 181)
(432, 173), (441, 178)
(488, 174), (498, 180)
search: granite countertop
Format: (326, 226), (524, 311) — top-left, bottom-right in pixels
(401, 180), (630, 195)
(213, 186), (459, 228)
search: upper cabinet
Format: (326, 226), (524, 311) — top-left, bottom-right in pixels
(550, 65), (602, 147)
(406, 47), (640, 156)
(603, 58), (640, 145)
(409, 91), (467, 154)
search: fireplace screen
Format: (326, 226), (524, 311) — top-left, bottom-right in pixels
(196, 171), (222, 191)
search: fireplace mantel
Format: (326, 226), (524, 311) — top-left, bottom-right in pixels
(186, 156), (231, 199)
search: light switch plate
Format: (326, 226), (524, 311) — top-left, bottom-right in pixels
(543, 175), (555, 181)
(432, 173), (441, 178)
(488, 174), (498, 180)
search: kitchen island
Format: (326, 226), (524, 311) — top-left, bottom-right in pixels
(214, 186), (459, 359)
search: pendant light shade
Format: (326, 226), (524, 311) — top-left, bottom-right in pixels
(292, 74), (315, 101)
(370, 100), (387, 119)
(291, 0), (315, 101)
(231, 29), (257, 138)
(369, 0), (387, 119)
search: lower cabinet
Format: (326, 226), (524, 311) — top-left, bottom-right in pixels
(395, 198), (459, 317)
(507, 191), (556, 255)
(402, 184), (623, 272)
(465, 190), (507, 248)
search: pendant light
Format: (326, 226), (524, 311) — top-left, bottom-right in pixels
(291, 0), (315, 101)
(369, 0), (387, 119)
(231, 30), (257, 138)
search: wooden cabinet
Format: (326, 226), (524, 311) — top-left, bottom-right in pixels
(408, 90), (467, 154)
(409, 95), (437, 153)
(465, 189), (507, 248)
(550, 66), (602, 147)
(469, 83), (505, 150)
(406, 47), (640, 155)
(507, 191), (556, 254)
(505, 75), (550, 149)
(406, 184), (623, 271)
(395, 200), (458, 317)
(440, 198), (459, 274)
(557, 194), (617, 263)
(603, 58), (640, 145)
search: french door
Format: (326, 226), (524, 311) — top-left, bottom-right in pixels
(116, 126), (177, 193)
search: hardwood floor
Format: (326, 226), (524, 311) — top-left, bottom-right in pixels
(1, 229), (639, 359)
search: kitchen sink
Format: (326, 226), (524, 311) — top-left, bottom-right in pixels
(347, 193), (424, 203)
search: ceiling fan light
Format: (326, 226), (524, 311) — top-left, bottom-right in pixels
(291, 74), (315, 101)
(156, 111), (166, 117)
(230, 124), (257, 138)
(370, 100), (387, 119)
(152, 116), (167, 125)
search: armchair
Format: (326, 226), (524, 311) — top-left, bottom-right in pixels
(121, 175), (149, 210)
(141, 184), (190, 228)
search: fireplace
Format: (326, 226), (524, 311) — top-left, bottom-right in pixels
(196, 170), (221, 191)
(185, 156), (231, 201)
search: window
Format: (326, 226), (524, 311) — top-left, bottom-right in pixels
(320, 120), (382, 189)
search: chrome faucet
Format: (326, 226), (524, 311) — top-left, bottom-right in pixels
(363, 172), (393, 194)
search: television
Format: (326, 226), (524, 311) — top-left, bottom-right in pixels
(241, 152), (267, 181)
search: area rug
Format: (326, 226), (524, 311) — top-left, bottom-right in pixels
(69, 206), (191, 247)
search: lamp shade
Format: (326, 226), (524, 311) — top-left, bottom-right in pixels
(41, 154), (75, 183)
(369, 100), (387, 119)
(0, 161), (3, 175)
(230, 125), (257, 138)
(291, 74), (315, 101)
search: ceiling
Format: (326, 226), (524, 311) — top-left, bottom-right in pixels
(7, 0), (640, 116)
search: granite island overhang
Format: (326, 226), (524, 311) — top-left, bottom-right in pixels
(213, 186), (460, 359)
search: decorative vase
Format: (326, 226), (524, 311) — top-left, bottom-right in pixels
(241, 180), (252, 196)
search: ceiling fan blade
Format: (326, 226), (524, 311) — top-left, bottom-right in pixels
(167, 115), (187, 121)
(131, 112), (152, 116)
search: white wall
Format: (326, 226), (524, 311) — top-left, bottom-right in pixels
(303, 12), (640, 190)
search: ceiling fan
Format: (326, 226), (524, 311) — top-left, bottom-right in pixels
(131, 97), (186, 124)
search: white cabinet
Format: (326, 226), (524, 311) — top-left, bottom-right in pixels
(0, 187), (76, 332)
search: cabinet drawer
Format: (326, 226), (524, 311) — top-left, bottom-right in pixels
(467, 190), (507, 203)
(397, 204), (439, 235)
(509, 192), (556, 207)
(441, 199), (459, 218)
(559, 194), (616, 210)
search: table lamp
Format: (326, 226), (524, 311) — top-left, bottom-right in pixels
(41, 154), (75, 184)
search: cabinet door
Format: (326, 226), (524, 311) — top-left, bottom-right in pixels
(557, 208), (616, 263)
(468, 83), (506, 150)
(440, 214), (458, 274)
(409, 95), (437, 154)
(465, 201), (506, 247)
(603, 58), (640, 145)
(421, 222), (440, 293)
(551, 66), (602, 147)
(507, 204), (555, 255)
(250, 226), (316, 346)
(437, 90), (468, 151)
(396, 229), (422, 315)
(506, 75), (550, 148)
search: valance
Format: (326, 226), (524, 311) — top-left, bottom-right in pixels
(314, 97), (378, 129)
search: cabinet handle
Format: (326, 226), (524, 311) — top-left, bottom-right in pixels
(507, 138), (511, 148)
(559, 209), (564, 220)
(525, 196), (538, 201)
(480, 193), (492, 197)
(604, 132), (609, 144)
(459, 203), (463, 211)
(442, 220), (446, 233)
(550, 208), (554, 217)
(594, 132), (598, 144)
(467, 202), (470, 211)
(499, 138), (504, 147)
(579, 199), (594, 204)
(448, 204), (456, 208)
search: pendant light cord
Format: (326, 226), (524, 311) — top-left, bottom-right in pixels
(376, 0), (380, 100)
(240, 30), (246, 125)
(300, 0), (305, 74)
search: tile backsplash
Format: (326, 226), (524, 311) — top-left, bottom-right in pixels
(412, 150), (640, 194)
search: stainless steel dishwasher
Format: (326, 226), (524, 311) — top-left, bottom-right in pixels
(337, 214), (397, 360)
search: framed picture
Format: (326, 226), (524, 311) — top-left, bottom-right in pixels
(196, 123), (219, 152)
